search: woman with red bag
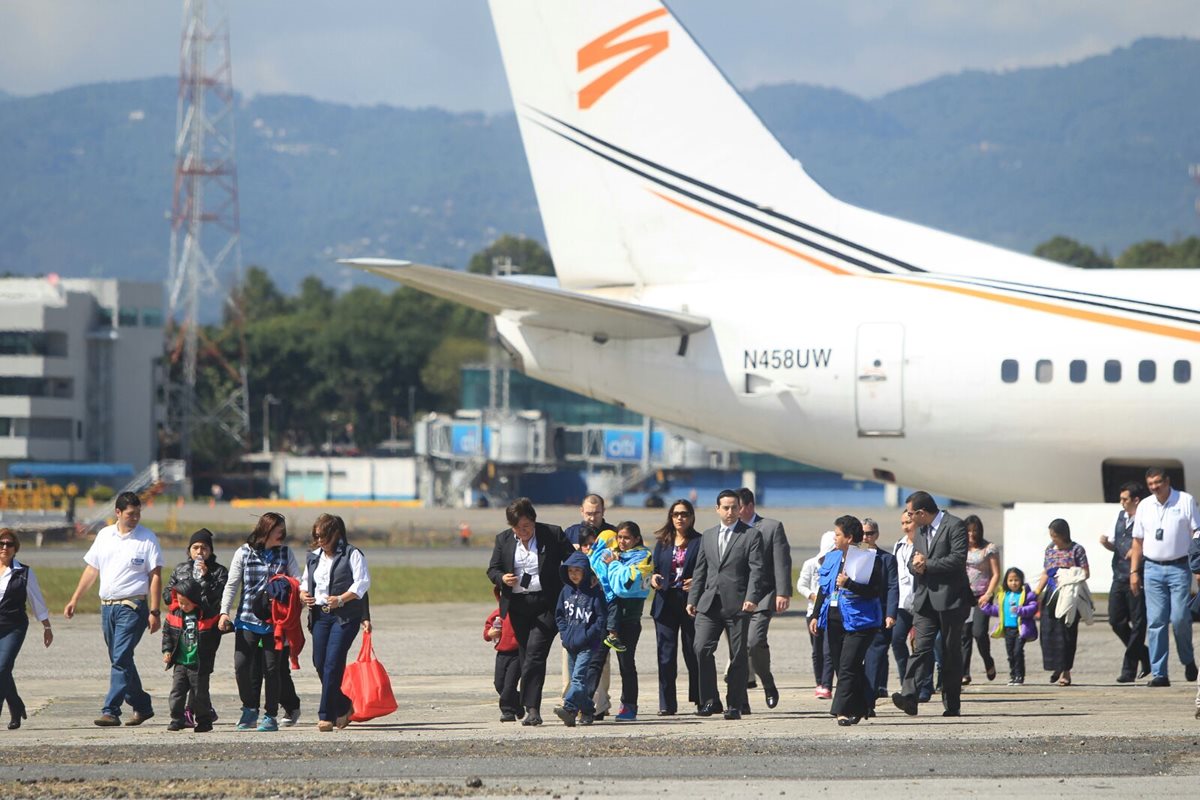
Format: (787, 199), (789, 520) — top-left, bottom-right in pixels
(299, 514), (371, 732)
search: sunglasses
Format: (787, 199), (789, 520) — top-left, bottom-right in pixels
(0, 541), (15, 548)
(671, 511), (692, 518)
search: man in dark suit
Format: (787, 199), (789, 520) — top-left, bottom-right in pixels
(688, 489), (765, 720)
(737, 487), (791, 711)
(891, 491), (971, 717)
(486, 497), (573, 726)
(861, 518), (899, 714)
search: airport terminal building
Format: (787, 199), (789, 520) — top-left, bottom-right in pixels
(0, 277), (162, 477)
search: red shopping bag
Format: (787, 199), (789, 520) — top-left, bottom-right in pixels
(340, 630), (398, 722)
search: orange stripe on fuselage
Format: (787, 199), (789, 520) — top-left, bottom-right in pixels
(885, 276), (1200, 343)
(650, 190), (850, 275)
(649, 187), (1200, 342)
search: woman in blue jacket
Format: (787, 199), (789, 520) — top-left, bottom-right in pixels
(810, 515), (887, 726)
(649, 500), (702, 716)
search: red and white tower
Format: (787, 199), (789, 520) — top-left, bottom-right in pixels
(165, 0), (249, 471)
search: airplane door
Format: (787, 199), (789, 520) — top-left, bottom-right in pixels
(855, 323), (904, 437)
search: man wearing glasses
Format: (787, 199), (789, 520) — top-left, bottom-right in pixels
(1098, 482), (1151, 683)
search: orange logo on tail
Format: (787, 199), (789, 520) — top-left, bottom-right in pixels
(577, 8), (669, 110)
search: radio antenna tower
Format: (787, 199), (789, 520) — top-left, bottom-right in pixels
(165, 0), (250, 477)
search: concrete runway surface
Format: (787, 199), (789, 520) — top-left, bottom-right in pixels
(5, 596), (1200, 798)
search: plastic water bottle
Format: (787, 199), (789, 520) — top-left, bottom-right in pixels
(193, 557), (204, 580)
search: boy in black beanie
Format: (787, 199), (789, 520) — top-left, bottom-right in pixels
(163, 577), (221, 731)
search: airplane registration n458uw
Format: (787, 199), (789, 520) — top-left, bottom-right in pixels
(343, 1), (1200, 505)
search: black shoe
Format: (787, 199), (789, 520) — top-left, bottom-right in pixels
(521, 708), (543, 726)
(723, 708), (742, 720)
(1138, 666), (1151, 680)
(891, 692), (918, 716)
(739, 703), (752, 715)
(579, 711), (594, 726)
(657, 709), (675, 716)
(695, 701), (719, 717)
(593, 712), (607, 721)
(1050, 671), (1061, 685)
(764, 687), (779, 709)
(1186, 662), (1198, 682)
(1148, 676), (1171, 687)
(865, 708), (876, 719)
(194, 719), (213, 733)
(125, 710), (154, 727)
(942, 709), (961, 717)
(552, 706), (576, 727)
(836, 717), (855, 726)
(500, 711), (517, 722)
(167, 719), (186, 731)
(1116, 673), (1135, 684)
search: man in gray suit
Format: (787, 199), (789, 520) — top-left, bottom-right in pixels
(737, 487), (791, 711)
(891, 490), (972, 717)
(688, 489), (765, 720)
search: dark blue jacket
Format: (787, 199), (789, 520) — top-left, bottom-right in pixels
(649, 535), (701, 620)
(555, 551), (607, 653)
(874, 546), (900, 621)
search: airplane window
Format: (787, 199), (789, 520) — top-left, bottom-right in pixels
(1138, 360), (1156, 383)
(1104, 360), (1121, 383)
(1069, 360), (1086, 383)
(1175, 360), (1192, 383)
(1035, 360), (1053, 383)
(1001, 359), (1018, 383)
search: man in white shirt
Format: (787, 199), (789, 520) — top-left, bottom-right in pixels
(1129, 468), (1200, 687)
(64, 491), (165, 726)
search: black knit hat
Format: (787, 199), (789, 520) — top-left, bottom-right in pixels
(188, 528), (214, 553)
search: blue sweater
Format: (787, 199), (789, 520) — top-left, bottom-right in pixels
(555, 551), (608, 653)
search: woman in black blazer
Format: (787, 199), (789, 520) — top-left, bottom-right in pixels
(649, 499), (702, 716)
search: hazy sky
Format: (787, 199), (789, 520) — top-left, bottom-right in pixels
(1, 1), (1198, 112)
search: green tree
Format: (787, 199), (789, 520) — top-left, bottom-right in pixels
(1117, 239), (1173, 268)
(420, 337), (490, 410)
(1033, 236), (1112, 269)
(467, 234), (555, 276)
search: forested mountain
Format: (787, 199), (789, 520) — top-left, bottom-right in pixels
(1, 37), (1197, 288)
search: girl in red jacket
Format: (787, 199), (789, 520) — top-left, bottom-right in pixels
(485, 585), (521, 722)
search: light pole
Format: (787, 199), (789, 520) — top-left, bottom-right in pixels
(261, 393), (280, 453)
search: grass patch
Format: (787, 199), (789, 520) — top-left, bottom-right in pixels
(34, 566), (496, 612)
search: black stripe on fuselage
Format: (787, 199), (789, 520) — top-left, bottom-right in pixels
(528, 106), (926, 274)
(938, 274), (1200, 319)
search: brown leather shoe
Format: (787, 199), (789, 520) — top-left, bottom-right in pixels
(94, 714), (121, 727)
(125, 710), (155, 726)
(317, 720), (334, 732)
(335, 712), (351, 729)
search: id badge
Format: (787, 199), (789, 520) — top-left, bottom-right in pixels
(1155, 528), (1164, 541)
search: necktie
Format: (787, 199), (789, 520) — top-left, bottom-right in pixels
(719, 527), (730, 559)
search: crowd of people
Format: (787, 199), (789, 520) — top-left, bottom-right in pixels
(0, 491), (371, 732)
(482, 467), (1200, 726)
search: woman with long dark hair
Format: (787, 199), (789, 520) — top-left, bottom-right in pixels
(1036, 518), (1089, 687)
(300, 514), (371, 731)
(961, 515), (1000, 684)
(219, 512), (301, 732)
(648, 499), (702, 715)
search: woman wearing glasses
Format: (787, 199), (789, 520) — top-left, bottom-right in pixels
(0, 529), (53, 729)
(649, 500), (702, 715)
(299, 514), (371, 732)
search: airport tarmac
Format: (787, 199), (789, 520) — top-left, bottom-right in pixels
(6, 598), (1200, 798)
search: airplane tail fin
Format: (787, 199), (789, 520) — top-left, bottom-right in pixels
(489, 1), (852, 290)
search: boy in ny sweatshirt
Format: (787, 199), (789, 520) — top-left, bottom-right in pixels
(552, 551), (607, 726)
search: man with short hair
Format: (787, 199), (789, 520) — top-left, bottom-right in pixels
(861, 518), (899, 712)
(736, 487), (791, 711)
(561, 493), (615, 718)
(64, 491), (164, 727)
(891, 490), (970, 717)
(487, 497), (574, 726)
(1129, 468), (1200, 687)
(1099, 482), (1151, 683)
(688, 490), (765, 720)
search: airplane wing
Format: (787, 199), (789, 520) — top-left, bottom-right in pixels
(339, 258), (709, 340)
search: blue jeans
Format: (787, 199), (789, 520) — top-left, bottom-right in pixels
(0, 621), (29, 716)
(1144, 560), (1194, 678)
(100, 601), (152, 717)
(311, 613), (361, 722)
(563, 647), (599, 713)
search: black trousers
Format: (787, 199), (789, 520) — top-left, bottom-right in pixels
(961, 601), (995, 678)
(506, 592), (557, 711)
(864, 624), (893, 702)
(1040, 612), (1079, 672)
(747, 608), (776, 692)
(830, 625), (877, 719)
(654, 590), (698, 713)
(1109, 579), (1150, 678)
(615, 619), (642, 709)
(901, 601), (967, 713)
(1004, 626), (1026, 681)
(169, 662), (211, 723)
(694, 609), (750, 710)
(809, 621), (826, 686)
(234, 628), (287, 716)
(494, 649), (521, 714)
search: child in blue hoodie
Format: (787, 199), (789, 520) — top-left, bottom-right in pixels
(553, 551), (608, 727)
